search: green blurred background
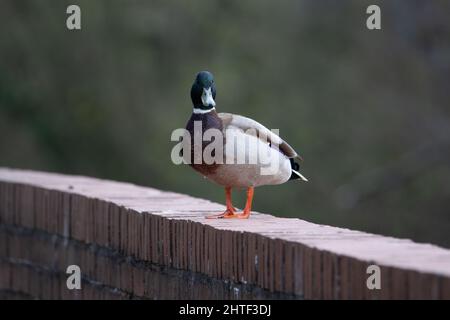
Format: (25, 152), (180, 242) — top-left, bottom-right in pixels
(1, 1), (449, 247)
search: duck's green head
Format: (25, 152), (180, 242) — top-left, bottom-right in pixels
(191, 71), (216, 112)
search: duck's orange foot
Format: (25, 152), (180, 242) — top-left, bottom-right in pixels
(236, 211), (251, 219)
(206, 210), (252, 219)
(206, 209), (237, 219)
(205, 186), (253, 219)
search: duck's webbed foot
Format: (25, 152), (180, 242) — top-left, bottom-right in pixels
(206, 208), (237, 219)
(205, 186), (254, 219)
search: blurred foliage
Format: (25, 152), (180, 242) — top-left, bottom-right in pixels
(1, 0), (450, 247)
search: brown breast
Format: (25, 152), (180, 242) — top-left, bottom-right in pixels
(185, 110), (224, 176)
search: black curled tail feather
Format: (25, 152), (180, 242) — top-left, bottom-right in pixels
(289, 158), (301, 180)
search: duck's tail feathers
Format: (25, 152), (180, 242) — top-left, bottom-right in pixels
(291, 169), (308, 182)
(289, 158), (308, 182)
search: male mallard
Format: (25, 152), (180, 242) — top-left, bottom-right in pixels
(185, 71), (307, 219)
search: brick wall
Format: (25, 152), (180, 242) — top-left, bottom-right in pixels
(0, 168), (449, 299)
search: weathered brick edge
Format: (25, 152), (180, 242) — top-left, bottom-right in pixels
(0, 168), (449, 299)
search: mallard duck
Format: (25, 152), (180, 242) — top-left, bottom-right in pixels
(185, 71), (307, 219)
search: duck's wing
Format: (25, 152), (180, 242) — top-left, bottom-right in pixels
(218, 112), (303, 161)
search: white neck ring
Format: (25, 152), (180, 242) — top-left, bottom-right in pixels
(193, 107), (215, 114)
